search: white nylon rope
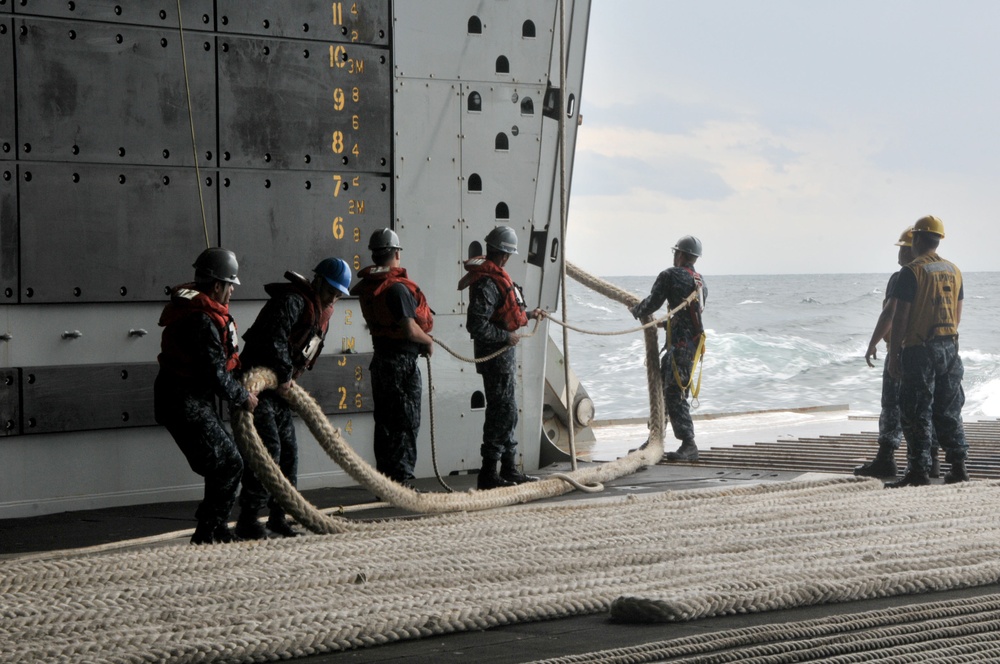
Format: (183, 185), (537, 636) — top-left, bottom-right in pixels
(234, 366), (659, 523)
(230, 263), (670, 529)
(7, 479), (1000, 662)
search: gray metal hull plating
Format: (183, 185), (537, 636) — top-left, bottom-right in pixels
(0, 0), (590, 518)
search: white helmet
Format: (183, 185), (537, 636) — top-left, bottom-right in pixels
(672, 235), (703, 257)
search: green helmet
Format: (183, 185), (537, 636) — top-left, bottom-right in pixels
(193, 248), (240, 285)
(672, 235), (703, 258)
(368, 228), (402, 254)
(314, 257), (352, 295)
(485, 225), (518, 254)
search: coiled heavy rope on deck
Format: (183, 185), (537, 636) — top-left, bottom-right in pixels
(9, 479), (1000, 662)
(231, 264), (671, 527)
(233, 364), (662, 525)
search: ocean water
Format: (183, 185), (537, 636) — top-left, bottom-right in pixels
(554, 272), (1000, 422)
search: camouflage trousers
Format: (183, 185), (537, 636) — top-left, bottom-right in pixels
(660, 342), (697, 445)
(154, 379), (243, 526)
(371, 352), (422, 483)
(239, 391), (297, 513)
(898, 338), (967, 474)
(877, 357), (904, 450)
(481, 369), (518, 461)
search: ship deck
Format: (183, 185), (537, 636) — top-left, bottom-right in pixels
(4, 408), (1000, 663)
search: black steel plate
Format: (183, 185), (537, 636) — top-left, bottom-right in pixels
(14, 17), (217, 167)
(220, 170), (390, 300)
(12, 0), (215, 29)
(216, 0), (389, 45)
(0, 16), (12, 161)
(218, 36), (390, 172)
(0, 368), (19, 436)
(21, 363), (158, 434)
(295, 353), (374, 414)
(19, 163), (218, 302)
(0, 165), (14, 301)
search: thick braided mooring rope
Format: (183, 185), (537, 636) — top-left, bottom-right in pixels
(230, 264), (671, 529)
(8, 479), (1000, 662)
(233, 365), (660, 525)
(527, 594), (1000, 663)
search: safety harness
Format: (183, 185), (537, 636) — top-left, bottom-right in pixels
(262, 272), (333, 371)
(664, 266), (706, 399)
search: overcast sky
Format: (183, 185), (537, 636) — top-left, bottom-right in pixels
(568, 0), (1000, 276)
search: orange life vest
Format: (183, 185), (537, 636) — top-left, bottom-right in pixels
(457, 257), (528, 332)
(158, 284), (241, 375)
(350, 265), (434, 339)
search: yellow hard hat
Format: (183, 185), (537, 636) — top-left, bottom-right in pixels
(894, 226), (913, 247)
(913, 215), (945, 238)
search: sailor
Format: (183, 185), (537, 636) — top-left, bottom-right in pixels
(856, 227), (940, 479)
(460, 226), (545, 489)
(630, 235), (707, 461)
(235, 258), (352, 538)
(350, 229), (434, 488)
(855, 227), (915, 478)
(154, 248), (258, 545)
(885, 215), (969, 488)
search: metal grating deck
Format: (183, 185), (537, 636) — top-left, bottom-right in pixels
(665, 419), (1000, 479)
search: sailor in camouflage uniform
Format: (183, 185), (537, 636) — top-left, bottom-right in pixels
(235, 258), (352, 538)
(886, 215), (969, 488)
(351, 229), (435, 488)
(856, 226), (939, 479)
(630, 236), (707, 461)
(154, 248), (258, 545)
(460, 226), (544, 490)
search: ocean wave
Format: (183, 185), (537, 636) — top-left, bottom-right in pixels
(561, 273), (1000, 419)
(962, 348), (1000, 363)
(965, 378), (1000, 418)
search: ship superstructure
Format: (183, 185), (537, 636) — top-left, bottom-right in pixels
(0, 0), (590, 518)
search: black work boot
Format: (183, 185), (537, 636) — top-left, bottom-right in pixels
(944, 460), (970, 484)
(500, 454), (538, 484)
(235, 509), (268, 540)
(266, 508), (299, 538)
(211, 524), (242, 544)
(191, 520), (216, 545)
(930, 447), (941, 479)
(854, 450), (897, 478)
(191, 518), (242, 545)
(478, 460), (516, 490)
(665, 441), (698, 461)
(884, 469), (930, 489)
